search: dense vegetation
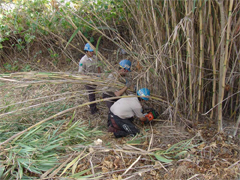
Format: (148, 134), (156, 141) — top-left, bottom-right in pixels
(0, 0), (239, 179)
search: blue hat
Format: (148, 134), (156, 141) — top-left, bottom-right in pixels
(84, 43), (94, 52)
(137, 88), (150, 100)
(119, 59), (131, 71)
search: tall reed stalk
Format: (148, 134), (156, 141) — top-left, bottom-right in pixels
(217, 0), (233, 132)
(2, 0), (239, 132)
(209, 0), (216, 120)
(185, 0), (193, 120)
(197, 0), (204, 124)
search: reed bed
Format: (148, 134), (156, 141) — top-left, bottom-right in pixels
(65, 0), (240, 131)
(1, 0), (240, 179)
(1, 0), (239, 130)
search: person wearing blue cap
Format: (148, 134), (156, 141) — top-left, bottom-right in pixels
(107, 88), (150, 138)
(79, 43), (101, 114)
(102, 59), (132, 110)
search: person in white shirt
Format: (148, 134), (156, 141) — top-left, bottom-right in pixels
(79, 43), (101, 114)
(108, 88), (150, 138)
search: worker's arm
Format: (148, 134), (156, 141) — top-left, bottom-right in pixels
(114, 78), (132, 96)
(139, 116), (148, 122)
(78, 62), (84, 73)
(132, 104), (148, 122)
(114, 86), (128, 96)
(79, 63), (87, 74)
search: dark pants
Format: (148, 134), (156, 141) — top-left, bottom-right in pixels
(103, 92), (119, 126)
(108, 111), (139, 138)
(85, 84), (98, 114)
(102, 91), (119, 110)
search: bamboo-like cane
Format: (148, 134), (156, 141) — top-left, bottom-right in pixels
(166, 0), (177, 101)
(209, 0), (217, 120)
(190, 1), (196, 120)
(163, 1), (173, 106)
(197, 0), (204, 125)
(217, 0), (233, 132)
(217, 0), (225, 132)
(185, 0), (193, 120)
(169, 0), (179, 124)
(221, 0), (233, 129)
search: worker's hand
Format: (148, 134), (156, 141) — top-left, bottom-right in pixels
(125, 78), (132, 88)
(141, 118), (150, 125)
(141, 116), (150, 125)
(144, 118), (150, 124)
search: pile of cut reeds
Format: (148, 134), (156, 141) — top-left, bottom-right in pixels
(0, 71), (192, 179)
(1, 71), (239, 179)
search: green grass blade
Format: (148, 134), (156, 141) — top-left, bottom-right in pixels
(95, 35), (102, 57)
(173, 150), (188, 159)
(67, 110), (75, 128)
(0, 165), (5, 177)
(65, 26), (81, 49)
(154, 154), (172, 163)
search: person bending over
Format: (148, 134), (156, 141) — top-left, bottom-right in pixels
(108, 88), (150, 138)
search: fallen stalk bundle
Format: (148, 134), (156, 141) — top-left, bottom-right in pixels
(0, 71), (239, 179)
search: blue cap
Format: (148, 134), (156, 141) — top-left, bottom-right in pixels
(119, 59), (131, 71)
(84, 43), (94, 52)
(137, 88), (150, 100)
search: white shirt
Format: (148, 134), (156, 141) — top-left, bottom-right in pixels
(110, 96), (144, 119)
